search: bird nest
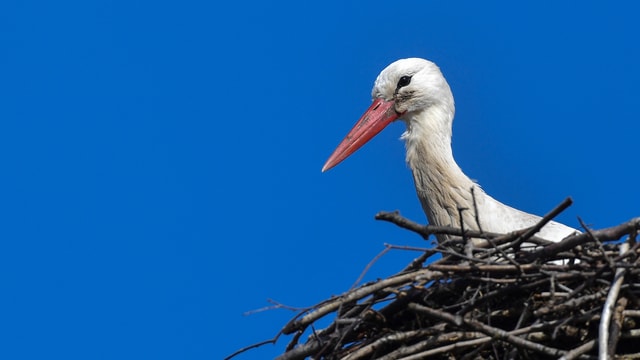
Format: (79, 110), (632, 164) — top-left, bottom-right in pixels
(230, 200), (640, 359)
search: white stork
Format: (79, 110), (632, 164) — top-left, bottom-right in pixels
(323, 58), (578, 244)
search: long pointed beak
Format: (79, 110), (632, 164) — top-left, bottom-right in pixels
(322, 98), (400, 172)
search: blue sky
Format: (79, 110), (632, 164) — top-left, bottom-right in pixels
(2, 1), (639, 359)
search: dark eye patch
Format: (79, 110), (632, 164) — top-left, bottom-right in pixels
(397, 75), (412, 89)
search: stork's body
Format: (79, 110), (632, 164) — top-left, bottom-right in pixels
(323, 58), (577, 243)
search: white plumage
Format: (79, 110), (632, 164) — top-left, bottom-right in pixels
(323, 58), (578, 243)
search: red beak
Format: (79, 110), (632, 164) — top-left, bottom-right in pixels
(322, 98), (400, 172)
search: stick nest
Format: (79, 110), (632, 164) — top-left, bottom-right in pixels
(231, 200), (640, 359)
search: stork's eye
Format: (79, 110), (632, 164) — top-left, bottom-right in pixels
(397, 75), (412, 89)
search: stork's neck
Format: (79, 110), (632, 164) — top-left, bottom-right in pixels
(402, 105), (480, 233)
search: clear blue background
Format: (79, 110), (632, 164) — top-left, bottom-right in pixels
(2, 1), (638, 359)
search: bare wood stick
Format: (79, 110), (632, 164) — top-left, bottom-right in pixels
(375, 210), (504, 240)
(471, 186), (484, 234)
(557, 340), (595, 360)
(524, 218), (640, 263)
(431, 246), (495, 264)
(511, 197), (574, 249)
(389, 334), (491, 360)
(387, 326), (576, 360)
(428, 263), (569, 274)
(281, 268), (443, 334)
(401, 248), (434, 272)
(224, 338), (278, 360)
(623, 310), (640, 318)
(284, 329), (303, 351)
(609, 297), (628, 356)
(534, 288), (608, 317)
(274, 338), (323, 360)
(375, 208), (571, 254)
(579, 216), (616, 270)
(341, 326), (447, 360)
(408, 303), (567, 357)
(243, 298), (306, 316)
(599, 242), (629, 359)
(350, 244), (392, 289)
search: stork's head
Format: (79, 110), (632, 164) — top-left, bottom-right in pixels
(322, 58), (454, 172)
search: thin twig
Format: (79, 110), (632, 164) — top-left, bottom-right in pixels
(350, 245), (392, 289)
(384, 320), (561, 360)
(243, 299), (305, 316)
(428, 262), (549, 274)
(470, 186), (484, 234)
(524, 217), (640, 263)
(224, 338), (278, 360)
(408, 303), (567, 357)
(511, 197), (574, 249)
(579, 216), (615, 269)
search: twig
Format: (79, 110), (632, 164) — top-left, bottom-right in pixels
(599, 242), (629, 359)
(243, 299), (305, 316)
(224, 338), (278, 360)
(375, 209), (570, 257)
(471, 186), (484, 234)
(523, 217), (640, 263)
(534, 288), (608, 317)
(401, 250), (433, 272)
(430, 246), (494, 264)
(384, 322), (562, 360)
(558, 339), (595, 360)
(340, 326), (446, 360)
(274, 338), (323, 360)
(511, 197), (574, 249)
(350, 245), (392, 289)
(609, 297), (628, 356)
(624, 310), (640, 318)
(379, 331), (491, 360)
(579, 216), (615, 269)
(458, 206), (476, 259)
(428, 262), (559, 274)
(281, 268), (443, 334)
(408, 303), (567, 357)
(375, 210), (504, 240)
